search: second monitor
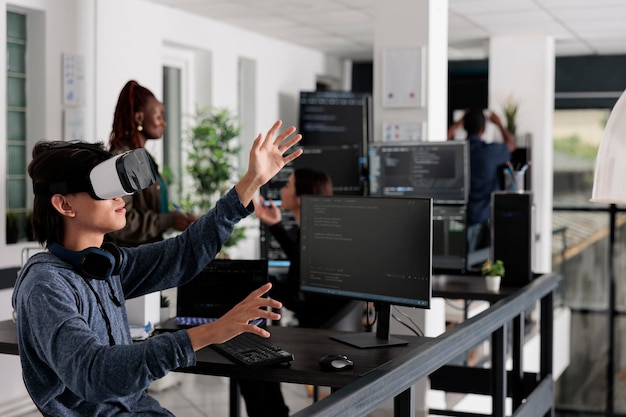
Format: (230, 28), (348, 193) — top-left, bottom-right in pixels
(368, 141), (469, 204)
(300, 195), (432, 348)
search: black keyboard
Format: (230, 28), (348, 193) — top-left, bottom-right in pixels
(211, 332), (294, 367)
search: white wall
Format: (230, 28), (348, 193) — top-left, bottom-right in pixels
(373, 0), (448, 144)
(489, 35), (555, 274)
(94, 0), (339, 162)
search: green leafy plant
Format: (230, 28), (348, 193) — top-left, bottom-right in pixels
(502, 95), (519, 135)
(481, 259), (505, 277)
(160, 294), (170, 308)
(181, 106), (246, 253)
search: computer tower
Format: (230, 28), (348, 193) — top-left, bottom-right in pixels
(491, 192), (534, 287)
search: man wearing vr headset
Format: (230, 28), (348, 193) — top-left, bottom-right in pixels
(12, 120), (302, 417)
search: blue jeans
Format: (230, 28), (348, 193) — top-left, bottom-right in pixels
(467, 221), (490, 252)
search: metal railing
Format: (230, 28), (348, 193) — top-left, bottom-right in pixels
(553, 203), (626, 417)
(292, 273), (560, 417)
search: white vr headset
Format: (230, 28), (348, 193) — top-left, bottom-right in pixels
(33, 149), (157, 200)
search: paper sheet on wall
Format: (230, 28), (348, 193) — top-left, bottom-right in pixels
(382, 48), (424, 108)
(63, 54), (85, 106)
(383, 122), (423, 141)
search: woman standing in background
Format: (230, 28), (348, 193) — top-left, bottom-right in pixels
(107, 80), (196, 246)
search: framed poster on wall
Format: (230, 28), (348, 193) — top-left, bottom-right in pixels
(382, 48), (424, 108)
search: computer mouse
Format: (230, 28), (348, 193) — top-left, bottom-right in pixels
(318, 354), (354, 372)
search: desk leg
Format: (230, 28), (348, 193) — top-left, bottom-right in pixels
(229, 379), (241, 417)
(492, 325), (506, 417)
(540, 291), (555, 417)
(512, 313), (524, 410)
(393, 386), (415, 417)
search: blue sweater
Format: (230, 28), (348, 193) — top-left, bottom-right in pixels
(467, 135), (511, 225)
(12, 188), (252, 416)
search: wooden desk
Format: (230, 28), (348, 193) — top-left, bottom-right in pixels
(182, 326), (423, 388)
(433, 273), (519, 302)
(0, 319), (18, 355)
(0, 320), (424, 416)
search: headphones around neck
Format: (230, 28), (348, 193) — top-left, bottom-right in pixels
(47, 241), (124, 346)
(47, 241), (123, 280)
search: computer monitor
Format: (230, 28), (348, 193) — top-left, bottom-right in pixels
(300, 195), (432, 348)
(432, 204), (468, 273)
(299, 91), (371, 148)
(292, 145), (366, 195)
(262, 144), (366, 262)
(368, 141), (469, 204)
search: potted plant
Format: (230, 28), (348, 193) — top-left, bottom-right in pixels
(481, 258), (505, 292)
(501, 94), (519, 136)
(181, 106), (246, 257)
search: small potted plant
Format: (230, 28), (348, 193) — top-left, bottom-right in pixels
(501, 94), (518, 136)
(481, 258), (505, 292)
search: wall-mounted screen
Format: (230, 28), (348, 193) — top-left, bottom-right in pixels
(299, 91), (371, 147)
(292, 145), (365, 195)
(368, 141), (468, 204)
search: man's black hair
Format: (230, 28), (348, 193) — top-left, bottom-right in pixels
(28, 141), (111, 245)
(463, 108), (486, 136)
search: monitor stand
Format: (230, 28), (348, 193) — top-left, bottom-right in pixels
(330, 303), (409, 349)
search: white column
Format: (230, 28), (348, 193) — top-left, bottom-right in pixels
(373, 0), (448, 143)
(373, 2), (449, 415)
(489, 35), (555, 274)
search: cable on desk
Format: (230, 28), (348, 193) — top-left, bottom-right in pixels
(391, 306), (424, 337)
(444, 299), (473, 311)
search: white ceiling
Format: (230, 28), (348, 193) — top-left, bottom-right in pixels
(147, 0), (626, 61)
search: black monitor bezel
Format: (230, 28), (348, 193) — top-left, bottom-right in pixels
(299, 195), (433, 310)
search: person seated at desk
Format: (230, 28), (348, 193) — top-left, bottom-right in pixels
(254, 167), (353, 328)
(233, 168), (354, 416)
(447, 108), (515, 252)
(11, 121), (301, 417)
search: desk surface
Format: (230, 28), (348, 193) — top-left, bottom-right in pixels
(432, 274), (519, 302)
(0, 319), (424, 389)
(186, 326), (424, 388)
(0, 319), (18, 355)
(0, 276), (523, 388)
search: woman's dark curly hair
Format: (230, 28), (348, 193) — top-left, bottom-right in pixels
(109, 80), (156, 150)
